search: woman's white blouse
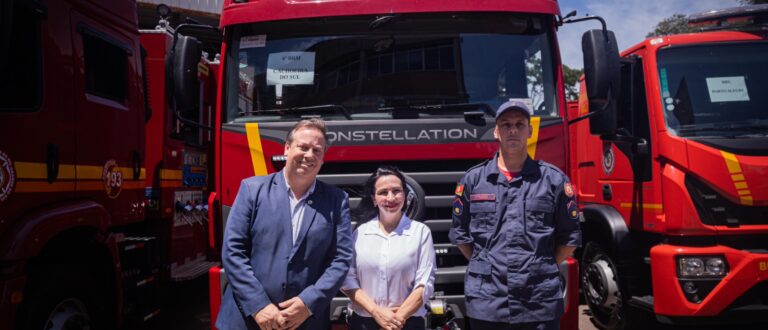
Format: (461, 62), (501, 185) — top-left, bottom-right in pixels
(342, 215), (436, 317)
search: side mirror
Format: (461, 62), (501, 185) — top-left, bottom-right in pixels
(170, 35), (201, 113)
(582, 29), (620, 135)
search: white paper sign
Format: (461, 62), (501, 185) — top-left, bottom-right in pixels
(266, 52), (315, 85)
(706, 76), (750, 102)
(240, 35), (266, 49)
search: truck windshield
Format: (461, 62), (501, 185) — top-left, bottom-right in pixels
(657, 42), (768, 137)
(224, 13), (559, 123)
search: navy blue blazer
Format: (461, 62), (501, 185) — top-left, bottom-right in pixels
(216, 171), (353, 330)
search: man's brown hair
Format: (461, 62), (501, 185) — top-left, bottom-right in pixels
(285, 118), (328, 151)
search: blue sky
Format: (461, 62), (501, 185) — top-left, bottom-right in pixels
(556, 0), (742, 69)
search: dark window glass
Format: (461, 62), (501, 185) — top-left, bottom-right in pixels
(425, 48), (439, 71)
(407, 50), (422, 71)
(228, 13), (558, 122)
(349, 62), (359, 83)
(394, 51), (408, 72)
(657, 42), (768, 137)
(0, 6), (41, 111)
(380, 54), (393, 74)
(439, 46), (454, 70)
(366, 57), (378, 77)
(82, 32), (128, 102)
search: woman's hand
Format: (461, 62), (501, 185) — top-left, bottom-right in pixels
(392, 306), (408, 326)
(372, 306), (404, 330)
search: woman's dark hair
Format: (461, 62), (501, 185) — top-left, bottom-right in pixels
(352, 165), (409, 223)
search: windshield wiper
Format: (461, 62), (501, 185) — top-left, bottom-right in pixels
(241, 104), (352, 120)
(369, 15), (399, 30)
(377, 103), (495, 117)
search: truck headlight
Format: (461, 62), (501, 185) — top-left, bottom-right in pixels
(676, 255), (728, 304)
(678, 256), (727, 277)
(680, 257), (704, 276)
(705, 258), (725, 276)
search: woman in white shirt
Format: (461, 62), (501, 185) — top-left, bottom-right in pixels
(342, 166), (436, 330)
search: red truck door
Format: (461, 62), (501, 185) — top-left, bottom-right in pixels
(0, 2), (76, 224)
(70, 11), (146, 226)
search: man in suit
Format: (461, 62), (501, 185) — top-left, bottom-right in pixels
(216, 118), (353, 330)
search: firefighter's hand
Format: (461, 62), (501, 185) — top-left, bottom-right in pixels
(254, 304), (286, 330)
(278, 297), (310, 330)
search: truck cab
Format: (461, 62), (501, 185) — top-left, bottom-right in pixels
(206, 0), (580, 329)
(0, 1), (219, 328)
(573, 4), (768, 328)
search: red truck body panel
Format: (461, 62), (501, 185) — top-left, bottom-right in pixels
(573, 25), (768, 323)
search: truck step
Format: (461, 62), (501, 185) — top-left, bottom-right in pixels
(629, 295), (654, 311)
(170, 259), (220, 282)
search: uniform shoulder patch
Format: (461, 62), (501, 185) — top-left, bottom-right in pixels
(567, 200), (579, 220)
(453, 197), (464, 216)
(564, 182), (574, 198)
(455, 183), (465, 196)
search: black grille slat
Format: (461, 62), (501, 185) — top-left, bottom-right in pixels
(686, 175), (768, 226)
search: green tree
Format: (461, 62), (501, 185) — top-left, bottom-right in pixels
(562, 65), (583, 101)
(646, 13), (697, 38)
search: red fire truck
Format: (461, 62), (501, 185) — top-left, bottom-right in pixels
(204, 0), (581, 328)
(572, 4), (768, 329)
(0, 1), (218, 328)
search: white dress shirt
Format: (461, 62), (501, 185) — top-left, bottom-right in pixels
(342, 214), (436, 317)
(284, 173), (316, 245)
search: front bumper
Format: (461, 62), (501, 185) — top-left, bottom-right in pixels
(651, 244), (768, 321)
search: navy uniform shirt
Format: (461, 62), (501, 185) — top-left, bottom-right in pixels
(449, 153), (581, 324)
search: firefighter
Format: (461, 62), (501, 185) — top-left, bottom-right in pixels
(449, 100), (581, 330)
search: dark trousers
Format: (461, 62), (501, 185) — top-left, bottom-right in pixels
(469, 318), (559, 330)
(349, 313), (425, 330)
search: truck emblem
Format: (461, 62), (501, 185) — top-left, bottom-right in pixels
(603, 145), (615, 176)
(102, 159), (123, 199)
(0, 150), (15, 202)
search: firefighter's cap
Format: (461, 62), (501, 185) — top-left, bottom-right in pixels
(495, 99), (532, 121)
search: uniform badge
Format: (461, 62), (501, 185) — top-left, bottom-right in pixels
(470, 194), (496, 202)
(454, 183), (465, 197)
(453, 197), (464, 216)
(567, 200), (579, 220)
(564, 182), (574, 198)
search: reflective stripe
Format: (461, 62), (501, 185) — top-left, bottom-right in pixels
(721, 151), (753, 206)
(15, 162), (76, 179)
(160, 169), (183, 180)
(620, 202), (663, 211)
(527, 116), (541, 159)
(245, 123), (269, 176)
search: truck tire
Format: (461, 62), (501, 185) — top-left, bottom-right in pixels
(581, 241), (627, 330)
(402, 174), (425, 221)
(18, 264), (109, 330)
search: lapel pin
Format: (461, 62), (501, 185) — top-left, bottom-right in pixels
(308, 200), (313, 205)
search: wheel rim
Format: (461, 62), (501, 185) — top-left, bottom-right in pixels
(45, 298), (91, 330)
(585, 259), (620, 311)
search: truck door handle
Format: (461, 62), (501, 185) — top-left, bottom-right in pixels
(132, 151), (141, 180)
(46, 143), (59, 183)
